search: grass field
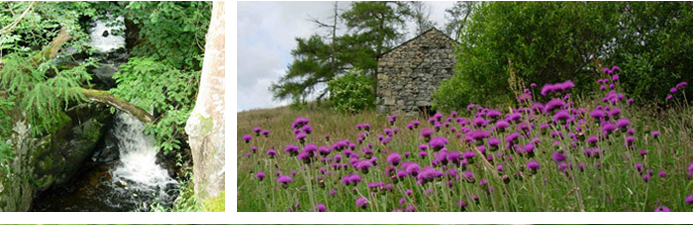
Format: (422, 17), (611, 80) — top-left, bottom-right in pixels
(237, 70), (693, 212)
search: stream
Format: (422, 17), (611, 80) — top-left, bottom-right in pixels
(29, 15), (179, 212)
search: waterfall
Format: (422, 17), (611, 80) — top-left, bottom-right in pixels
(109, 111), (178, 210)
(88, 15), (125, 53)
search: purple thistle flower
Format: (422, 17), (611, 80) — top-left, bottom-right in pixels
(261, 129), (270, 136)
(602, 68), (611, 74)
(654, 206), (670, 212)
(418, 144), (428, 150)
(266, 149), (277, 157)
(552, 152), (566, 163)
(667, 94), (673, 100)
(635, 163), (644, 173)
(506, 132), (521, 145)
(642, 173), (651, 182)
(462, 151), (476, 160)
(652, 130), (660, 138)
(676, 81), (688, 89)
(420, 127), (434, 138)
(349, 174), (362, 185)
(285, 145), (299, 155)
(314, 203), (327, 212)
(527, 160), (540, 172)
(405, 204), (416, 212)
(251, 146), (258, 152)
(553, 110), (570, 123)
(495, 119), (510, 131)
(277, 175), (293, 184)
(616, 118), (631, 129)
(295, 132), (307, 140)
(612, 74), (619, 82)
(488, 137), (501, 148)
(256, 172), (266, 181)
(486, 109), (501, 118)
(329, 189), (337, 196)
(242, 134), (252, 143)
(356, 196), (369, 209)
(418, 150), (427, 158)
(627, 98), (634, 104)
(602, 122), (616, 134)
(541, 84), (555, 96)
(387, 153), (402, 165)
(468, 129), (490, 141)
(544, 98), (565, 113)
(253, 126), (262, 134)
(639, 149), (648, 157)
(671, 87), (678, 93)
(462, 170), (474, 182)
(658, 170), (667, 177)
(685, 195), (693, 205)
(429, 136), (449, 150)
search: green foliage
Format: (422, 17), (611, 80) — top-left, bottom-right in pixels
(110, 57), (199, 154)
(434, 2), (693, 111)
(0, 90), (13, 165)
(270, 34), (342, 104)
(0, 2), (107, 56)
(0, 52), (97, 135)
(327, 68), (374, 113)
(341, 1), (412, 57)
(124, 1), (211, 71)
(609, 2), (693, 102)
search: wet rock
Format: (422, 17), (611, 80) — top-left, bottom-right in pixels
(33, 103), (112, 192)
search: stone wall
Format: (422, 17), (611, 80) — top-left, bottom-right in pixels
(376, 28), (457, 116)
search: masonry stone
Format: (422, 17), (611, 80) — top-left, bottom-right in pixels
(376, 28), (457, 116)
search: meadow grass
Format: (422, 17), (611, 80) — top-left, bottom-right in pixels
(237, 73), (693, 212)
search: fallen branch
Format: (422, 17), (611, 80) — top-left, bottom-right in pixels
(78, 88), (155, 124)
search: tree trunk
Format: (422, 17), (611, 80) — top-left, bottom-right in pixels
(184, 1), (225, 207)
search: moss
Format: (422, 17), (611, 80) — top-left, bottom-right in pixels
(45, 111), (72, 136)
(201, 191), (224, 212)
(195, 113), (214, 136)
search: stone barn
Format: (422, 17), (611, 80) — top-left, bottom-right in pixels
(376, 28), (458, 116)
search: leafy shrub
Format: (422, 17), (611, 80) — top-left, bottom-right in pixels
(433, 2), (693, 111)
(327, 69), (374, 113)
(124, 1), (211, 71)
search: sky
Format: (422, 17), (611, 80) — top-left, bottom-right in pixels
(237, 1), (456, 112)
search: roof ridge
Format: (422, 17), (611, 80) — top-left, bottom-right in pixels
(378, 27), (459, 59)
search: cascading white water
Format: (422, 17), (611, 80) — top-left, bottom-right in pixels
(88, 15), (125, 53)
(109, 111), (178, 209)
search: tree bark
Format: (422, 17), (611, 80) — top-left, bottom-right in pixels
(78, 88), (155, 123)
(184, 1), (225, 206)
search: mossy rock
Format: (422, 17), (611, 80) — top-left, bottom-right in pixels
(201, 191), (224, 212)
